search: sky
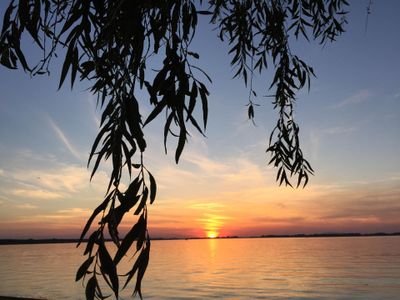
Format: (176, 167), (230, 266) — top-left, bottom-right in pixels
(0, 1), (399, 239)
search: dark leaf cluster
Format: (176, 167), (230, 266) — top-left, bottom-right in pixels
(210, 0), (346, 186)
(0, 0), (348, 299)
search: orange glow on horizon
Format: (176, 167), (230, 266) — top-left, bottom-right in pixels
(207, 231), (218, 238)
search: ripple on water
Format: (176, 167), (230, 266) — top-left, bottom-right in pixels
(0, 237), (399, 299)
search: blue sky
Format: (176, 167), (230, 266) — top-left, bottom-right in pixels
(0, 1), (399, 238)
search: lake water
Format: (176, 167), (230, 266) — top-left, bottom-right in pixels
(0, 237), (399, 299)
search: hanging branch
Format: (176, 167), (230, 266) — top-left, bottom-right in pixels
(0, 1), (349, 299)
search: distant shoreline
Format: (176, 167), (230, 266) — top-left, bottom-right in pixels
(1, 232), (399, 245)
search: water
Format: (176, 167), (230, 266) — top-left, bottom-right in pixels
(0, 237), (399, 299)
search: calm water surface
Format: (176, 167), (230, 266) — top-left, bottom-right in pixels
(0, 237), (399, 299)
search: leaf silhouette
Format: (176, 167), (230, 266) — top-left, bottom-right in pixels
(114, 213), (145, 265)
(148, 170), (157, 204)
(76, 256), (94, 282)
(99, 242), (119, 297)
(77, 192), (112, 247)
(0, 1), (351, 298)
(85, 276), (96, 300)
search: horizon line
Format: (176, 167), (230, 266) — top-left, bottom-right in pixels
(1, 231), (399, 245)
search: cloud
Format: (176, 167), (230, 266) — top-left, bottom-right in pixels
(324, 126), (357, 135)
(43, 167), (88, 192)
(40, 207), (92, 219)
(2, 125), (399, 239)
(0, 208), (93, 238)
(47, 116), (82, 160)
(11, 148), (58, 164)
(86, 94), (101, 128)
(308, 125), (357, 159)
(0, 169), (4, 176)
(222, 180), (400, 236)
(11, 165), (88, 193)
(15, 203), (37, 209)
(196, 213), (233, 234)
(190, 202), (225, 211)
(318, 190), (400, 222)
(10, 208), (92, 223)
(252, 216), (306, 223)
(286, 182), (400, 229)
(387, 172), (400, 181)
(308, 130), (321, 160)
(331, 89), (371, 109)
(153, 148), (275, 204)
(10, 188), (62, 200)
(2, 159), (111, 209)
(183, 151), (228, 173)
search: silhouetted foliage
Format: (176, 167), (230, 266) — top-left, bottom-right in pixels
(0, 0), (348, 299)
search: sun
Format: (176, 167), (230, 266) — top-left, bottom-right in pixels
(207, 231), (218, 239)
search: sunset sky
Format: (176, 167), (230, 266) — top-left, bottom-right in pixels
(0, 1), (399, 239)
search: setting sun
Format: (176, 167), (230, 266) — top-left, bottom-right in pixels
(207, 231), (218, 239)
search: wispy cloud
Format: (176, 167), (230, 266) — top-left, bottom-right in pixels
(15, 203), (37, 209)
(0, 148), (111, 215)
(8, 164), (110, 201)
(252, 216), (306, 223)
(314, 189), (400, 226)
(39, 208), (92, 220)
(308, 125), (358, 159)
(10, 188), (62, 200)
(47, 116), (82, 160)
(196, 213), (233, 235)
(331, 89), (371, 109)
(2, 129), (399, 238)
(190, 202), (225, 211)
(183, 151), (228, 173)
(0, 208), (93, 238)
(87, 95), (101, 128)
(308, 130), (321, 160)
(12, 148), (58, 164)
(324, 126), (357, 134)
